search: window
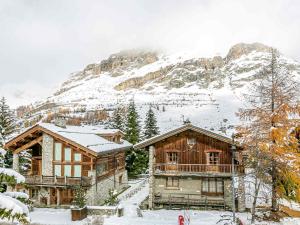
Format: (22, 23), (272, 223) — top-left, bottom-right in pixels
(54, 165), (61, 176)
(74, 165), (81, 177)
(64, 147), (71, 161)
(54, 143), (62, 161)
(119, 175), (123, 185)
(166, 177), (179, 188)
(208, 152), (219, 165)
(202, 178), (224, 195)
(64, 165), (72, 177)
(74, 153), (81, 162)
(167, 152), (178, 164)
(96, 162), (108, 175)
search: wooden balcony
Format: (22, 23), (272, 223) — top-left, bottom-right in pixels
(154, 164), (244, 176)
(154, 193), (226, 209)
(24, 175), (92, 187)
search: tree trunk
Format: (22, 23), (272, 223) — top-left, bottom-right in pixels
(271, 163), (278, 211)
(251, 177), (261, 224)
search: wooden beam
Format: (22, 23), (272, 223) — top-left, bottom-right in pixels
(14, 136), (43, 154)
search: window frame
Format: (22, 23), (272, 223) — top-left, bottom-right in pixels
(201, 178), (224, 196)
(166, 177), (179, 189)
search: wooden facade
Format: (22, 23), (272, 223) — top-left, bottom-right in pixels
(135, 123), (245, 210)
(5, 123), (130, 206)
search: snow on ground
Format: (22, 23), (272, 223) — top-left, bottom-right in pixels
(30, 208), (89, 225)
(118, 177), (149, 217)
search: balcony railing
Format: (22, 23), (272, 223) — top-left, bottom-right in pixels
(154, 164), (244, 174)
(154, 193), (226, 209)
(24, 175), (92, 187)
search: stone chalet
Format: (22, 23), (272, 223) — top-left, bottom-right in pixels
(135, 123), (246, 211)
(4, 119), (132, 206)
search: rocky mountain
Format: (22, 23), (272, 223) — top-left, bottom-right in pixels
(19, 43), (300, 135)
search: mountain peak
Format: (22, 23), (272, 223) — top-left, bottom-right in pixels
(225, 42), (272, 62)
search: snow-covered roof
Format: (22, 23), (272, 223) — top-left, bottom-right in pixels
(134, 123), (233, 149)
(38, 123), (132, 154)
(5, 122), (132, 155)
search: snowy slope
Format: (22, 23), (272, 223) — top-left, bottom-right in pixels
(20, 43), (300, 136)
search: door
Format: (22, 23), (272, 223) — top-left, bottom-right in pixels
(166, 152), (178, 171)
(207, 152), (220, 172)
(31, 157), (42, 175)
(50, 188), (57, 205)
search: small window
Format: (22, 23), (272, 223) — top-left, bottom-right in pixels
(54, 165), (61, 176)
(96, 162), (108, 175)
(74, 153), (81, 162)
(74, 165), (81, 177)
(64, 147), (71, 161)
(54, 143), (62, 161)
(167, 152), (178, 164)
(64, 165), (72, 177)
(166, 177), (179, 188)
(208, 152), (219, 165)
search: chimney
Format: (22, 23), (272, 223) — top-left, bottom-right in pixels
(54, 114), (67, 128)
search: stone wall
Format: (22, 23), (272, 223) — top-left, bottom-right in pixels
(224, 178), (233, 210)
(86, 170), (128, 206)
(148, 146), (155, 209)
(42, 133), (53, 176)
(87, 206), (118, 216)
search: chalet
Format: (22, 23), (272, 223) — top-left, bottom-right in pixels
(4, 119), (131, 206)
(135, 123), (245, 211)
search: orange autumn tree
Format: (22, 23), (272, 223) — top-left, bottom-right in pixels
(237, 48), (300, 212)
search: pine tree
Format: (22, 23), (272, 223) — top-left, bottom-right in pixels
(108, 107), (125, 131)
(72, 186), (87, 208)
(0, 97), (16, 168)
(237, 48), (300, 213)
(143, 106), (159, 139)
(125, 100), (140, 145)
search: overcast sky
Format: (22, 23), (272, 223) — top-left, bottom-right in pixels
(1, 0), (300, 108)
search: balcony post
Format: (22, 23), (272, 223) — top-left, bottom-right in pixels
(12, 153), (19, 172)
(149, 145), (155, 209)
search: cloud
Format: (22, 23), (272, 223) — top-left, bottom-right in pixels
(0, 0), (299, 108)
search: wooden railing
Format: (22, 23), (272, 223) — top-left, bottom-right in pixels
(154, 193), (226, 209)
(154, 164), (244, 174)
(24, 175), (92, 187)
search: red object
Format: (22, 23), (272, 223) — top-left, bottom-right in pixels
(178, 215), (184, 225)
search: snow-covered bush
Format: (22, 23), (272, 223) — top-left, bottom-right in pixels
(104, 189), (119, 206)
(0, 168), (30, 224)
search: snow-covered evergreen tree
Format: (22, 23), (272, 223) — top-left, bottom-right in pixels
(108, 107), (125, 131)
(0, 97), (16, 168)
(143, 106), (159, 139)
(125, 100), (140, 145)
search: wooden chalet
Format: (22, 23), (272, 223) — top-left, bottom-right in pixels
(4, 119), (132, 206)
(135, 123), (246, 211)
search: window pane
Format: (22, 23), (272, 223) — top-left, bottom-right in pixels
(64, 148), (71, 161)
(209, 178), (216, 192)
(74, 165), (81, 177)
(97, 162), (108, 175)
(202, 178), (208, 192)
(55, 143), (62, 161)
(74, 153), (81, 161)
(217, 179), (224, 193)
(64, 165), (71, 177)
(173, 177), (179, 187)
(54, 165), (61, 176)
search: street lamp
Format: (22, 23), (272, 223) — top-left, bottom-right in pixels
(231, 134), (237, 224)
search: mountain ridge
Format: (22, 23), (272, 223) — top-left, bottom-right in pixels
(17, 42), (300, 135)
